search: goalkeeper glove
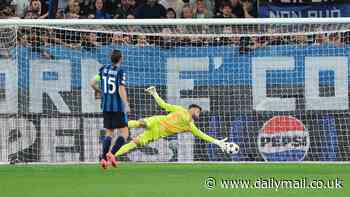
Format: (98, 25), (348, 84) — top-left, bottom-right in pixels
(145, 86), (157, 95)
(213, 137), (228, 152)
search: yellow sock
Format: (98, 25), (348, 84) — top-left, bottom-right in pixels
(128, 120), (141, 128)
(115, 142), (137, 157)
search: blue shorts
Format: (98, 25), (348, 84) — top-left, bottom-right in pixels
(103, 112), (128, 129)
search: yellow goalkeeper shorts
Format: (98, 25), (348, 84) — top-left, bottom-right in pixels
(137, 116), (170, 146)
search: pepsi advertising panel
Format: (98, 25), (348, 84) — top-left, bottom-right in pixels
(258, 116), (310, 161)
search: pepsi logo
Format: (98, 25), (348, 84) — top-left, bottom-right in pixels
(258, 116), (310, 161)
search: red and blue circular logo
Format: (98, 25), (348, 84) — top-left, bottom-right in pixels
(258, 116), (310, 161)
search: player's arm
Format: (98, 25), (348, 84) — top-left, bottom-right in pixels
(118, 70), (130, 112)
(190, 122), (227, 150)
(145, 86), (184, 112)
(119, 85), (129, 112)
(89, 74), (102, 93)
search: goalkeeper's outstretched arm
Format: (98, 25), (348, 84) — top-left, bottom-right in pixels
(145, 86), (184, 112)
(190, 122), (227, 150)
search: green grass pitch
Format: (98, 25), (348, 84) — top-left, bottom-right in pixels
(0, 163), (349, 197)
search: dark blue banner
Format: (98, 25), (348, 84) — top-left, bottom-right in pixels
(259, 3), (350, 18)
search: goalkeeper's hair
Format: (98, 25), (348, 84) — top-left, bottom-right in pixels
(111, 49), (122, 64)
(188, 104), (202, 111)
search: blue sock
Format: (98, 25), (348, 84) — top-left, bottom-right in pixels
(102, 136), (112, 160)
(111, 136), (126, 154)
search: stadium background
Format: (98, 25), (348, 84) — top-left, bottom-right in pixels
(0, 1), (350, 197)
(1, 0), (350, 19)
(1, 42), (350, 162)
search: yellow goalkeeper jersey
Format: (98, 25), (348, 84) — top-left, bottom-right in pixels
(151, 94), (216, 143)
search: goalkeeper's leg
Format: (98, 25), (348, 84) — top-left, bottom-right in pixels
(128, 119), (147, 128)
(114, 141), (138, 157)
(128, 116), (164, 129)
(110, 119), (148, 158)
(115, 125), (168, 157)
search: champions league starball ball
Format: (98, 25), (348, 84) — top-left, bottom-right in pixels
(226, 142), (240, 154)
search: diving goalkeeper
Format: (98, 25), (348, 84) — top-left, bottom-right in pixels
(108, 86), (238, 163)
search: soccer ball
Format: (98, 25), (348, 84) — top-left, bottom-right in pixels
(225, 143), (239, 154)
